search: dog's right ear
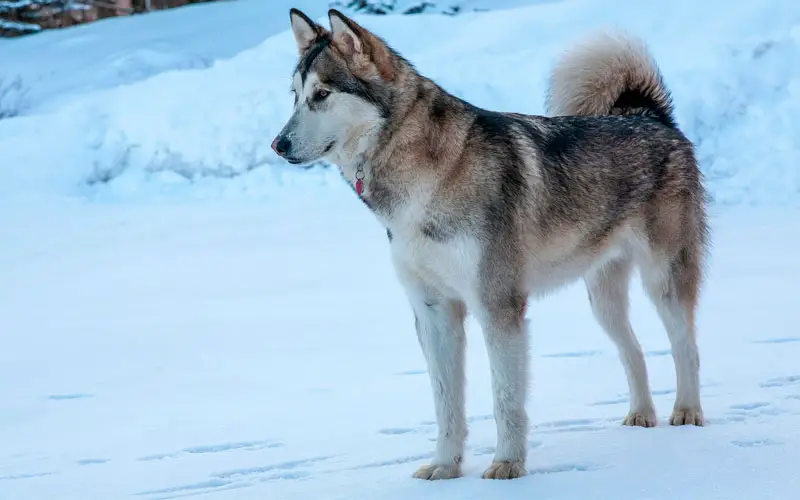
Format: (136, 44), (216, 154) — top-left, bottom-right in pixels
(289, 8), (328, 55)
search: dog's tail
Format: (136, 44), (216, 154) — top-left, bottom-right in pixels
(545, 32), (676, 129)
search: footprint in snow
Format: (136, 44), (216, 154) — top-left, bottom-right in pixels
(77, 458), (109, 465)
(0, 472), (53, 481)
(729, 402), (771, 411)
(541, 350), (602, 359)
(590, 396), (629, 406)
(760, 375), (800, 388)
(752, 337), (800, 344)
(395, 369), (426, 376)
(529, 463), (607, 474)
(46, 393), (94, 401)
(379, 427), (417, 435)
(731, 438), (783, 448)
(137, 439), (283, 461)
(135, 457), (335, 497)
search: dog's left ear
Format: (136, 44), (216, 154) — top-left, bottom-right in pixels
(328, 9), (396, 81)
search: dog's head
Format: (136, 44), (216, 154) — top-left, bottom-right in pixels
(271, 9), (401, 166)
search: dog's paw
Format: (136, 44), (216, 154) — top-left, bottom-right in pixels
(412, 463), (461, 480)
(670, 408), (704, 426)
(623, 410), (657, 427)
(481, 460), (526, 480)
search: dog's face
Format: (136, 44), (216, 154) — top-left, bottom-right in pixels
(272, 9), (397, 166)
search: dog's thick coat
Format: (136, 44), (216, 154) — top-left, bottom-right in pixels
(275, 10), (709, 480)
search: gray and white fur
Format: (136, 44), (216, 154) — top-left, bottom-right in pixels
(274, 10), (709, 481)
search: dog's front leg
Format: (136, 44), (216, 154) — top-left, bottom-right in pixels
(410, 296), (468, 480)
(395, 270), (467, 480)
(476, 295), (529, 480)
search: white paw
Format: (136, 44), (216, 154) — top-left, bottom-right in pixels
(670, 407), (704, 426)
(623, 410), (657, 427)
(412, 463), (461, 480)
(481, 460), (527, 480)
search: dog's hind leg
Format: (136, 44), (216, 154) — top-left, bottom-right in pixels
(585, 257), (657, 427)
(640, 247), (705, 426)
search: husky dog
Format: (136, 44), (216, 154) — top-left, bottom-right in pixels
(274, 8), (708, 481)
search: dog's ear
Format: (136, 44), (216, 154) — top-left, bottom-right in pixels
(328, 9), (396, 81)
(289, 8), (328, 55)
(328, 9), (365, 57)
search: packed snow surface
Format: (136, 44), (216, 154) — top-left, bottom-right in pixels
(1, 0), (800, 499)
(2, 199), (800, 500)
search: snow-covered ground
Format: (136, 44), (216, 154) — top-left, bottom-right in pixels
(2, 0), (800, 498)
(2, 198), (800, 500)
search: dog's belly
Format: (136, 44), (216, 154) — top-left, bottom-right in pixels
(523, 229), (631, 297)
(391, 223), (635, 304)
(524, 253), (606, 297)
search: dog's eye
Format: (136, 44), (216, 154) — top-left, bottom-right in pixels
(313, 89), (330, 101)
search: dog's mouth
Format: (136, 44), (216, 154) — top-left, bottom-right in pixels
(284, 142), (334, 165)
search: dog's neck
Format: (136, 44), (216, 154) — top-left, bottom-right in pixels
(328, 73), (457, 224)
(334, 150), (398, 218)
(327, 122), (381, 199)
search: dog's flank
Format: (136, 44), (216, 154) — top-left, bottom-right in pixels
(275, 9), (708, 481)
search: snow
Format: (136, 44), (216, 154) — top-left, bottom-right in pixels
(1, 0), (800, 498)
(2, 199), (800, 500)
(1, 0), (799, 205)
(0, 0), (327, 113)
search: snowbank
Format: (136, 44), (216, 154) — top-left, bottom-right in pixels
(0, 0), (328, 113)
(0, 0), (798, 205)
(0, 0), (546, 114)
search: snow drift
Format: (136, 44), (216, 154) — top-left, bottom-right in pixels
(0, 0), (798, 206)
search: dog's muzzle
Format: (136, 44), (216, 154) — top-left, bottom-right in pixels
(271, 136), (291, 157)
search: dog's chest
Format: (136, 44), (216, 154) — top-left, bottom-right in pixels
(389, 227), (481, 300)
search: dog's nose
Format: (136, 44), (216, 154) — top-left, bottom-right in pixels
(271, 136), (291, 157)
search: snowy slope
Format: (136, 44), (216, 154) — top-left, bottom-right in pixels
(0, 0), (329, 114)
(2, 0), (800, 499)
(0, 0), (799, 205)
(0, 0), (552, 114)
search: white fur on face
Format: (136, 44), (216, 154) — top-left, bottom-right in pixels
(276, 70), (384, 167)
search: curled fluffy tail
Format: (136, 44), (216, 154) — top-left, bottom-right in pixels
(545, 32), (676, 128)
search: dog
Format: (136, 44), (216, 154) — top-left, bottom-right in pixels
(273, 8), (709, 481)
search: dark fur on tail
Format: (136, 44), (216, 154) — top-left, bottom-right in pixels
(545, 32), (676, 129)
